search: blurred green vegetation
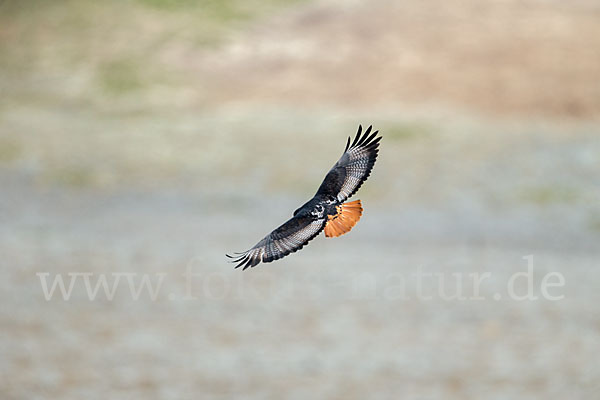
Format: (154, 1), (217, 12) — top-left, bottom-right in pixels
(98, 59), (147, 94)
(43, 165), (96, 188)
(518, 186), (580, 206)
(0, 0), (306, 101)
(0, 0), (311, 189)
(590, 213), (600, 232)
(0, 137), (21, 163)
(381, 122), (433, 142)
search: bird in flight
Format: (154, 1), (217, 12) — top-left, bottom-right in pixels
(227, 125), (381, 270)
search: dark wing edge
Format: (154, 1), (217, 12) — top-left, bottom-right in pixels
(316, 124), (382, 202)
(226, 215), (326, 270)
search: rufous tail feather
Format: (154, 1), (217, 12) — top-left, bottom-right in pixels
(324, 200), (363, 238)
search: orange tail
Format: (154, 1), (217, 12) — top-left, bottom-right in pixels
(324, 200), (363, 238)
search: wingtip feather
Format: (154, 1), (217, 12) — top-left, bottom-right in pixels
(351, 125), (362, 148)
(344, 136), (351, 152)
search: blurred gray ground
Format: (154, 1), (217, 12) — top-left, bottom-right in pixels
(1, 0), (600, 399)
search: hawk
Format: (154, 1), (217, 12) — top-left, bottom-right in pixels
(227, 125), (381, 270)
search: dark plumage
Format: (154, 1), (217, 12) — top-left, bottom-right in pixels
(227, 125), (381, 270)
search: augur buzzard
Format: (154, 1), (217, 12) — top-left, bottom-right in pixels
(227, 125), (381, 269)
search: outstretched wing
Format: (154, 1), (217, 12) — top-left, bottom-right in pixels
(227, 215), (326, 270)
(316, 125), (381, 203)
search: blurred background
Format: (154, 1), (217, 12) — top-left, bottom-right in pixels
(1, 0), (599, 398)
